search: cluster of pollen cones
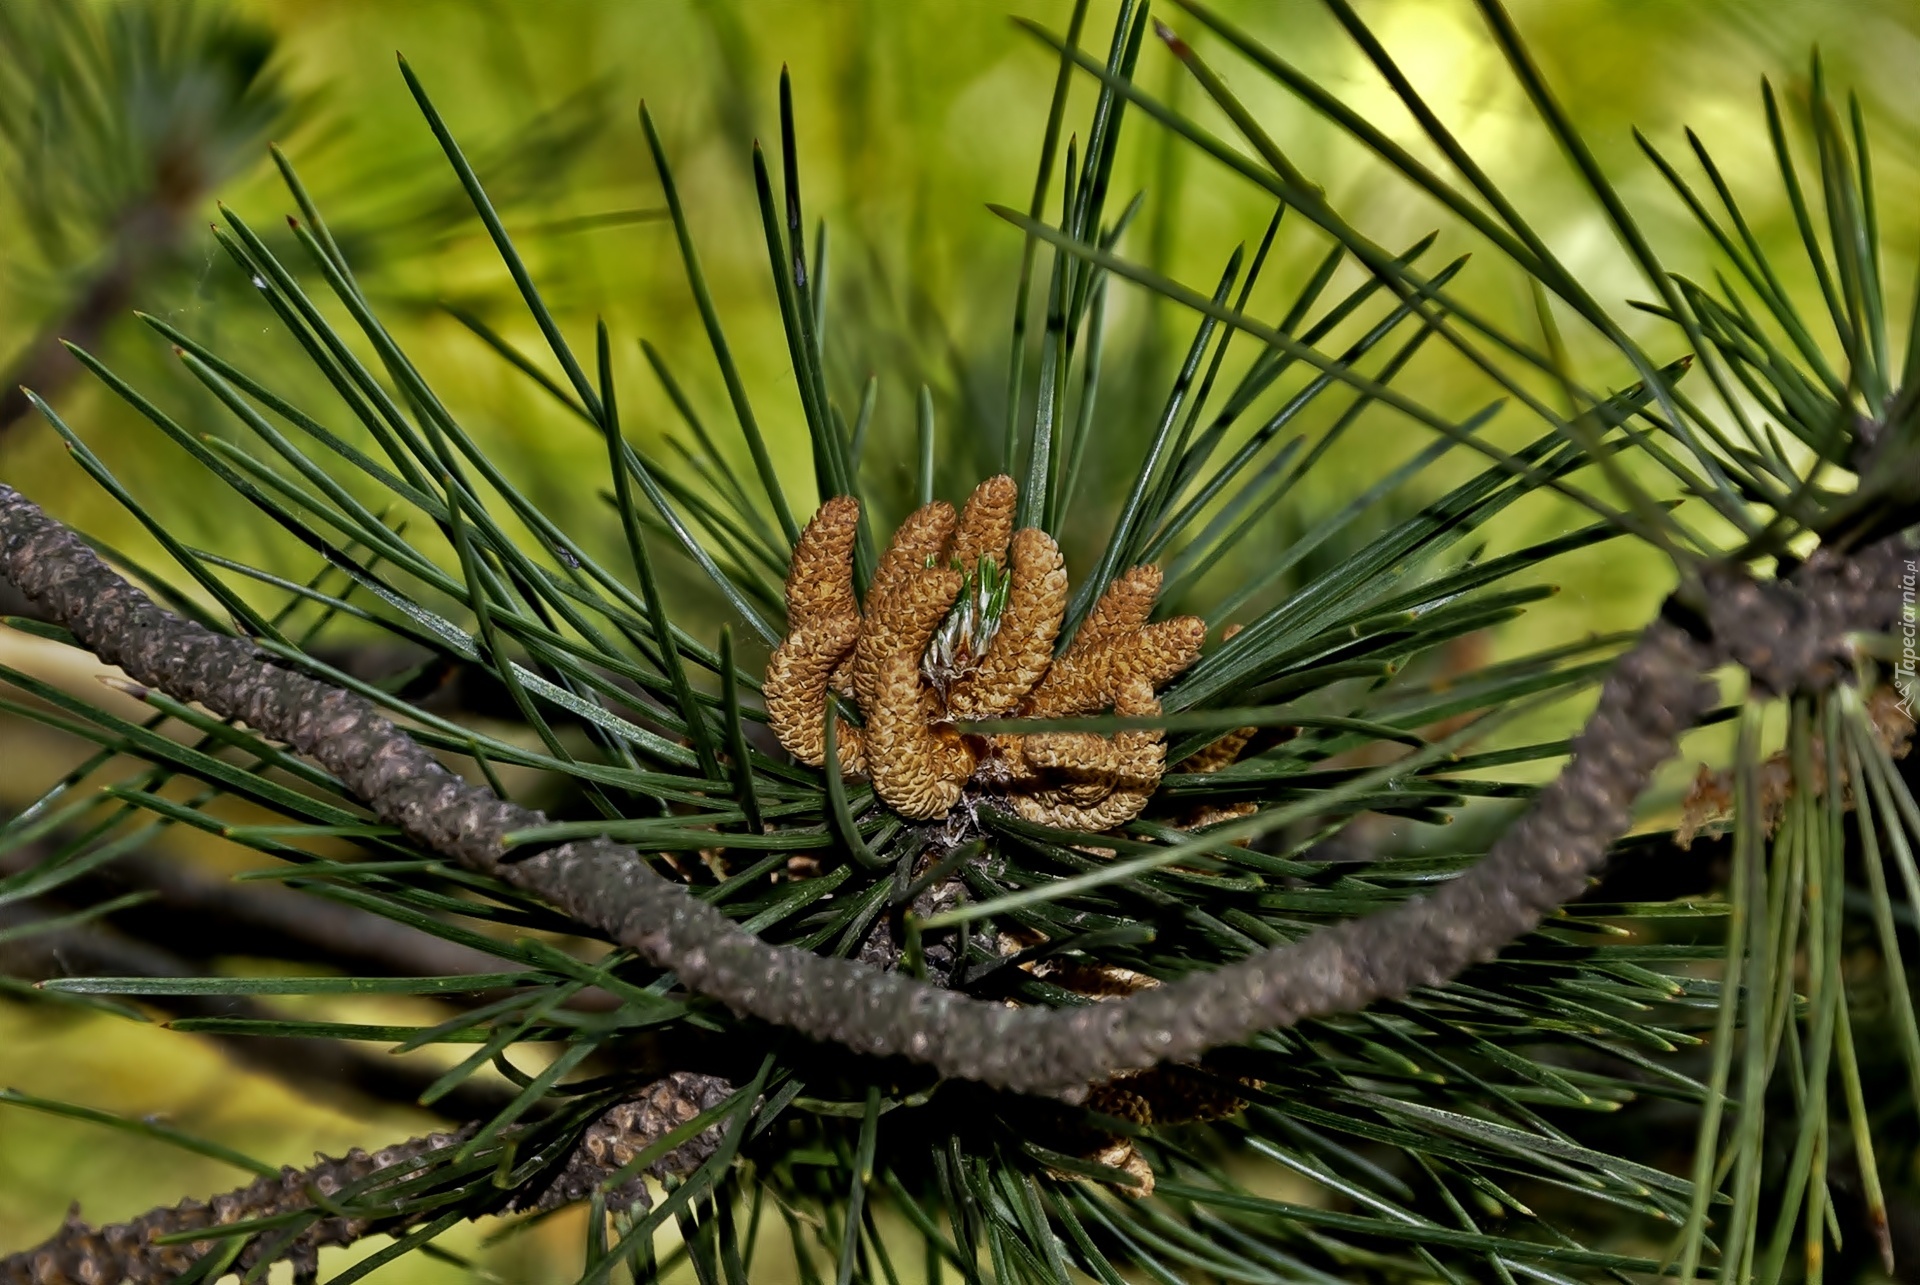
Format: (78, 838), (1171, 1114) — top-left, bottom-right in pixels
(765, 475), (1243, 828)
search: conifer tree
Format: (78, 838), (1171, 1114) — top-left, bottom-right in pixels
(3, 3), (1919, 1282)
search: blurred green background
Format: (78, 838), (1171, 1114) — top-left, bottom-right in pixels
(4, 0), (1920, 1279)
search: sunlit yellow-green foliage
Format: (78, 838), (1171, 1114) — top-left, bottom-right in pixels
(4, 1), (1920, 1279)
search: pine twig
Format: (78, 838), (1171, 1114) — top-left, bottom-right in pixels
(0, 844), (522, 982)
(0, 835), (620, 1012)
(0, 1072), (735, 1285)
(0, 479), (1908, 1098)
(0, 901), (518, 1124)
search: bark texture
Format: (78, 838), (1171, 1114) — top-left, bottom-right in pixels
(0, 1073), (733, 1285)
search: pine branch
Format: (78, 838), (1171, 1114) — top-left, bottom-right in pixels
(0, 836), (615, 1012)
(0, 479), (1908, 1100)
(0, 841), (527, 983)
(0, 1072), (734, 1285)
(0, 203), (183, 438)
(0, 901), (518, 1124)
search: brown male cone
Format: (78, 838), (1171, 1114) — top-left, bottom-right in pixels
(946, 527), (1068, 721)
(949, 473), (1017, 571)
(863, 563), (974, 817)
(853, 499), (956, 707)
(765, 480), (1209, 830)
(765, 496), (866, 773)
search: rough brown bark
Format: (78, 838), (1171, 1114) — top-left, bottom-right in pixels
(0, 1073), (734, 1285)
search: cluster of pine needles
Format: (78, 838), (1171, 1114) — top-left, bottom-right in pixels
(4, 1), (1920, 1283)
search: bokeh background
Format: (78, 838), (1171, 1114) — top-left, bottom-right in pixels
(4, 0), (1920, 1279)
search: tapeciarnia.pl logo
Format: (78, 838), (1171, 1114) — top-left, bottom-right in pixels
(1899, 559), (1918, 716)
